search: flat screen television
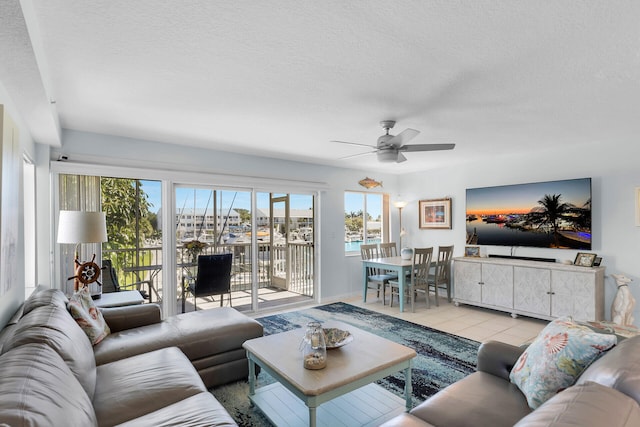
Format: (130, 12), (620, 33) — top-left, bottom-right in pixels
(466, 178), (592, 249)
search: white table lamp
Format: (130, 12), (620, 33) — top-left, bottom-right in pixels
(57, 211), (108, 291)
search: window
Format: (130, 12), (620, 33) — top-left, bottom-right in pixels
(344, 191), (389, 253)
(58, 175), (162, 297)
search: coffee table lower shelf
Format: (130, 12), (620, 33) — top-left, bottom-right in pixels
(249, 382), (406, 427)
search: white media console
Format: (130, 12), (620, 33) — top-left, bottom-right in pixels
(453, 256), (605, 321)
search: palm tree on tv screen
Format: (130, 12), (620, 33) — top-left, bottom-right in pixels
(536, 194), (570, 247)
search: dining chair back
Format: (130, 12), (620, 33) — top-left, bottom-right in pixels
(182, 253), (233, 312)
(429, 245), (454, 305)
(379, 242), (398, 258)
(388, 247), (433, 311)
(361, 243), (392, 304)
(378, 241), (401, 282)
(360, 243), (379, 261)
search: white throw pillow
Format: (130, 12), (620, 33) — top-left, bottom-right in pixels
(68, 286), (110, 345)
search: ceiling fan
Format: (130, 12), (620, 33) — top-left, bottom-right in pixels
(333, 120), (455, 163)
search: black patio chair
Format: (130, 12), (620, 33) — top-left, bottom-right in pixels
(182, 253), (233, 312)
(102, 259), (153, 301)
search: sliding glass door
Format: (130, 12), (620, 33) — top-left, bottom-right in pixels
(176, 186), (256, 312)
(177, 188), (315, 312)
(55, 168), (316, 314)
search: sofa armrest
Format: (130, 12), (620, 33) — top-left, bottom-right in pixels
(477, 340), (526, 380)
(100, 304), (162, 333)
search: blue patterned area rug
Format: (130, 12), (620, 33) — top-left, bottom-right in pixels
(211, 302), (479, 426)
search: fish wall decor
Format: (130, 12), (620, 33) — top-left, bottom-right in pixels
(358, 177), (383, 189)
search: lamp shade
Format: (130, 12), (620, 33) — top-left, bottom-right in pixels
(57, 211), (108, 244)
(393, 200), (408, 209)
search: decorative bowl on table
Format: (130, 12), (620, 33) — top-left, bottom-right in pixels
(323, 328), (353, 349)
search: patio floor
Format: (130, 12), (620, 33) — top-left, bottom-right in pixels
(177, 286), (313, 313)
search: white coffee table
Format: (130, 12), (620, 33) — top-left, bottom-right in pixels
(243, 321), (416, 427)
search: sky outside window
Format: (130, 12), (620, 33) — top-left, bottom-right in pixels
(141, 181), (313, 212)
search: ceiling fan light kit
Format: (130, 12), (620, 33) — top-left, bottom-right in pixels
(377, 149), (399, 163)
(334, 120), (455, 164)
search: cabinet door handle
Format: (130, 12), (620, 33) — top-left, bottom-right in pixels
(546, 291), (556, 295)
(478, 281), (484, 285)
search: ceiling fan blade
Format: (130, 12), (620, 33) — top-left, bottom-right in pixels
(339, 150), (377, 160)
(331, 140), (377, 149)
(396, 152), (407, 163)
(399, 143), (456, 152)
(386, 128), (420, 147)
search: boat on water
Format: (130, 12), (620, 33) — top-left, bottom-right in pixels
(483, 215), (508, 224)
(557, 230), (591, 245)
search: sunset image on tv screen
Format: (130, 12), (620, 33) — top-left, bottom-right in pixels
(465, 178), (591, 249)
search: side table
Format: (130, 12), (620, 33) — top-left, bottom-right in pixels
(94, 290), (144, 308)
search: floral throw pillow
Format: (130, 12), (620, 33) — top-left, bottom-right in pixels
(68, 287), (110, 345)
(510, 316), (617, 409)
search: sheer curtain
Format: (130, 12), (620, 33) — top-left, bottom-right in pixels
(58, 175), (102, 295)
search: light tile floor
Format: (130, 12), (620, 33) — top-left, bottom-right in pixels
(247, 289), (549, 346)
(342, 291), (548, 346)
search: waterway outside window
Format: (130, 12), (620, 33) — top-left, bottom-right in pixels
(344, 191), (389, 254)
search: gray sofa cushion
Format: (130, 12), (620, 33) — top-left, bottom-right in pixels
(166, 308), (264, 359)
(380, 413), (436, 427)
(0, 343), (97, 427)
(410, 371), (532, 427)
(2, 304), (97, 400)
(94, 347), (208, 426)
(94, 307), (263, 366)
(114, 393), (237, 427)
(22, 287), (69, 315)
(515, 382), (640, 426)
(576, 335), (640, 404)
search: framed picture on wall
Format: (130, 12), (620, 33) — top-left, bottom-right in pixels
(419, 198), (452, 229)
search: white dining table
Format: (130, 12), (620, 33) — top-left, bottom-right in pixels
(362, 256), (415, 312)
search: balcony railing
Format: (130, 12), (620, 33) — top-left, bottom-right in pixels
(102, 241), (314, 304)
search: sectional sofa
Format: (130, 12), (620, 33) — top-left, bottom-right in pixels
(0, 287), (263, 426)
(383, 332), (640, 426)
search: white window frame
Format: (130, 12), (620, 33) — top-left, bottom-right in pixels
(344, 191), (389, 255)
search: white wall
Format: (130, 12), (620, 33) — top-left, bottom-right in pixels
(0, 84), (36, 327)
(397, 141), (640, 325)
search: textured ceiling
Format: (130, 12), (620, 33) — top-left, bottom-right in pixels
(2, 1), (640, 173)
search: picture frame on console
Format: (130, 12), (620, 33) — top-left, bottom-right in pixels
(419, 198), (452, 229)
(574, 252), (597, 267)
(465, 246), (480, 257)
